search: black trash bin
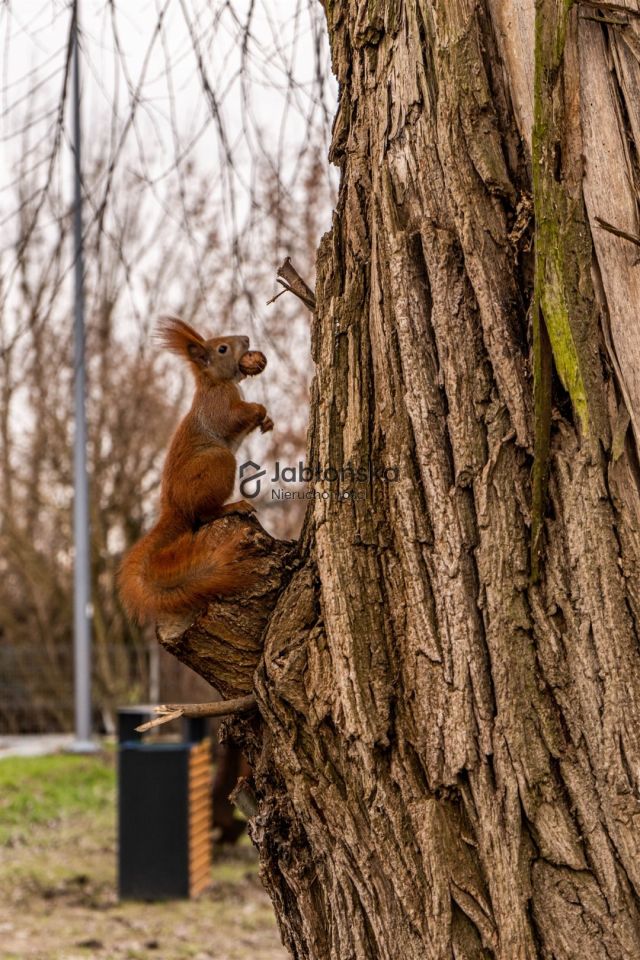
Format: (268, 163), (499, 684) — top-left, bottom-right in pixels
(117, 705), (212, 900)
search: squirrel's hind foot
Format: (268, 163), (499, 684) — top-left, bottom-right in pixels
(221, 499), (257, 516)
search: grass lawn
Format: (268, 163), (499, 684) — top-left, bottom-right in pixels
(0, 753), (114, 845)
(0, 748), (286, 960)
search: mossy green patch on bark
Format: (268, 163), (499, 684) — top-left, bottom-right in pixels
(538, 246), (590, 433)
(531, 0), (606, 580)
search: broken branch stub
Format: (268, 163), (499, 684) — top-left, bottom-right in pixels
(156, 513), (297, 698)
(135, 695), (258, 734)
(267, 257), (316, 312)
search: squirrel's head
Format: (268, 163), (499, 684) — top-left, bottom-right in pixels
(156, 317), (267, 383)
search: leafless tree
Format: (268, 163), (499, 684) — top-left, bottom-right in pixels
(0, 116), (328, 728)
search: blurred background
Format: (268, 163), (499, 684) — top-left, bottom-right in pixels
(0, 3), (336, 957)
(0, 0), (336, 735)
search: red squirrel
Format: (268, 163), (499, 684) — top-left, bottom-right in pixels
(118, 316), (272, 624)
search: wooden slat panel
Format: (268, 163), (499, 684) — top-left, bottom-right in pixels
(190, 805), (211, 830)
(190, 865), (211, 889)
(187, 740), (212, 898)
(190, 789), (211, 806)
(189, 767), (210, 783)
(190, 875), (211, 896)
(189, 812), (211, 833)
(190, 862), (211, 884)
(190, 743), (211, 764)
(190, 852), (211, 875)
(190, 759), (211, 775)
(189, 826), (211, 857)
(189, 770), (211, 791)
(190, 873), (211, 897)
(189, 851), (211, 878)
(189, 823), (211, 850)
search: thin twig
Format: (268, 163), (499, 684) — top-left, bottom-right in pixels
(268, 256), (316, 312)
(135, 693), (257, 733)
(579, 13), (630, 24)
(576, 0), (640, 18)
(266, 283), (292, 306)
(595, 216), (640, 248)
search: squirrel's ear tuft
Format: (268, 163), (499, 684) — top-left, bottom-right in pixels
(187, 340), (210, 367)
(156, 316), (209, 366)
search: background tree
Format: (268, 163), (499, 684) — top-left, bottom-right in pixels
(0, 136), (329, 730)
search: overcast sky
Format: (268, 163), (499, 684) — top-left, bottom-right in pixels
(1, 0), (336, 267)
(0, 1), (336, 511)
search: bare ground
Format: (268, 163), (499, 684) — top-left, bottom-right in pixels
(0, 752), (287, 960)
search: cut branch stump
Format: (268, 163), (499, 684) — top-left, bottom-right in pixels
(156, 513), (297, 699)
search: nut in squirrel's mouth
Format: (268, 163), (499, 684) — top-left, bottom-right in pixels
(238, 350), (267, 376)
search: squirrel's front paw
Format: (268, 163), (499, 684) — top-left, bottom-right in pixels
(260, 415), (274, 434)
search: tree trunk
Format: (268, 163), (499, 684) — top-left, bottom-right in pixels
(200, 2), (640, 956)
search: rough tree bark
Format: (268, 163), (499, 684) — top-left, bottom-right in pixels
(179, 1), (640, 956)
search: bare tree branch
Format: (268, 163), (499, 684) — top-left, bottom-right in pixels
(596, 215), (640, 248)
(135, 694), (257, 733)
(268, 255), (316, 311)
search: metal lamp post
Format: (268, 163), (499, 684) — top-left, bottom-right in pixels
(70, 1), (95, 753)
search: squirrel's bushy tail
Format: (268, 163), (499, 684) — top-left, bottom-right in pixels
(118, 516), (255, 624)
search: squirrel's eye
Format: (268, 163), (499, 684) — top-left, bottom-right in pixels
(218, 345), (228, 354)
